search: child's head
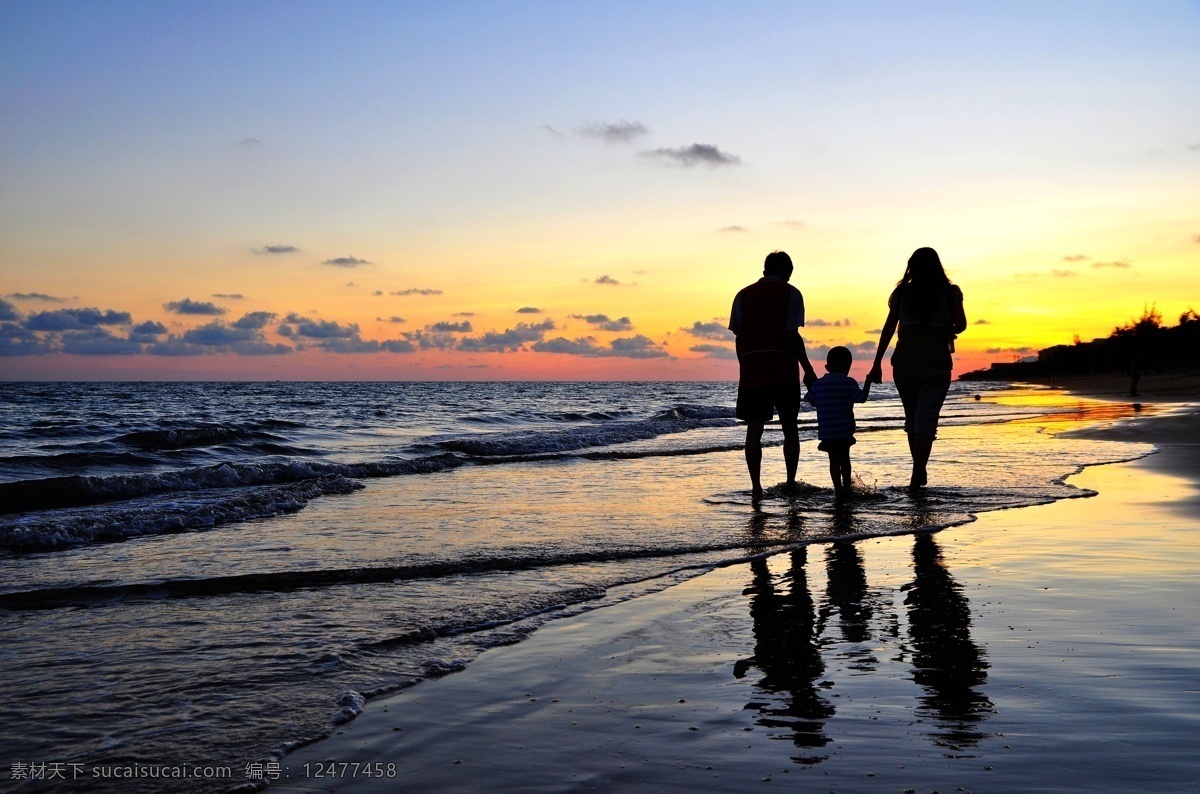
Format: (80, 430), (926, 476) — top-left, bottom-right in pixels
(826, 346), (852, 374)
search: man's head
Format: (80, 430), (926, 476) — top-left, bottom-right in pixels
(763, 251), (793, 280)
(826, 346), (852, 374)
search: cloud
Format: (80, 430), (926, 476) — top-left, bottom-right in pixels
(390, 288), (443, 296)
(1062, 254), (1089, 262)
(378, 316), (406, 323)
(323, 256), (372, 267)
(974, 319), (991, 325)
(403, 330), (459, 350)
(453, 311), (475, 317)
(571, 313), (632, 331)
(240, 137), (262, 148)
(293, 319), (360, 339)
(0, 321), (53, 355)
(575, 120), (649, 144)
(25, 307), (133, 330)
(719, 225), (748, 233)
(458, 320), (556, 353)
(131, 320), (168, 336)
(806, 340), (877, 361)
(1051, 269), (1076, 277)
(1092, 260), (1131, 269)
(232, 311), (277, 330)
(182, 321), (261, 346)
(986, 346), (1035, 355)
(807, 318), (852, 327)
(373, 290), (384, 296)
(641, 143), (741, 167)
(60, 327), (144, 356)
(682, 321), (733, 340)
(426, 320), (473, 333)
(7, 292), (69, 303)
(540, 124), (565, 137)
(0, 299), (18, 322)
(594, 275), (620, 285)
(533, 333), (670, 359)
(380, 339), (416, 353)
(229, 341), (292, 356)
(516, 306), (543, 314)
(164, 298), (227, 316)
(690, 343), (737, 360)
(773, 220), (807, 229)
(254, 245), (298, 255)
(145, 337), (207, 356)
(313, 336), (380, 354)
(1188, 143), (1200, 151)
(212, 293), (245, 299)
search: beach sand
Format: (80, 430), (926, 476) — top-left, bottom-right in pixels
(274, 399), (1200, 793)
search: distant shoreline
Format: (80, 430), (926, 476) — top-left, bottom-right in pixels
(1009, 366), (1200, 403)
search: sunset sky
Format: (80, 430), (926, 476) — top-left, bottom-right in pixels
(2, 1), (1198, 380)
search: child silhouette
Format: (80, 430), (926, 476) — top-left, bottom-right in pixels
(805, 346), (871, 498)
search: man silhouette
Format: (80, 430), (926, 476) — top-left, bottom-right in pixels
(728, 251), (817, 501)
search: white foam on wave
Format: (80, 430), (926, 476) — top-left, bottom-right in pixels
(0, 476), (364, 550)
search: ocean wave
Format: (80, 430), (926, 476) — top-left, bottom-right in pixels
(0, 453), (463, 515)
(113, 424), (288, 451)
(436, 410), (737, 457)
(0, 475), (364, 551)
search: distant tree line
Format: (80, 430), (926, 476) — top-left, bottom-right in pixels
(960, 306), (1200, 381)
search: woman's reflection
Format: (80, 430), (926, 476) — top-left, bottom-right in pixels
(733, 548), (833, 764)
(904, 532), (993, 748)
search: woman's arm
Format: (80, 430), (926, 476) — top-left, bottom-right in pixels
(866, 307), (898, 385)
(950, 288), (967, 336)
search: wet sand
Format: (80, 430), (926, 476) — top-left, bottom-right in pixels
(274, 399), (1200, 793)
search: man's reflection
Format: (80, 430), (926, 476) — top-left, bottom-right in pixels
(904, 533), (993, 748)
(733, 548), (833, 764)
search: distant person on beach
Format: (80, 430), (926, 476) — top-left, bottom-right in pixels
(729, 251), (817, 502)
(866, 247), (967, 489)
(805, 346), (871, 498)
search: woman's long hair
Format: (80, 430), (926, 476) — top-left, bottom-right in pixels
(895, 247), (953, 324)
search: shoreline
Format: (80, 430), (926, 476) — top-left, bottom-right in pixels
(272, 396), (1199, 793)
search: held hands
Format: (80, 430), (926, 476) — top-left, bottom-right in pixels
(865, 363), (883, 385)
(802, 368), (818, 388)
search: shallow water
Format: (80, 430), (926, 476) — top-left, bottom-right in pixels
(0, 381), (1154, 791)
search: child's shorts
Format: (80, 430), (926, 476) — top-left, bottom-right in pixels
(818, 436), (856, 452)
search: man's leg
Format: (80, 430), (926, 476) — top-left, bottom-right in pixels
(745, 421), (765, 501)
(781, 417), (799, 487)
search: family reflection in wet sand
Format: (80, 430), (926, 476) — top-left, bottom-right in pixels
(736, 508), (993, 763)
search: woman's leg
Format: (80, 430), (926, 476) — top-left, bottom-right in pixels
(895, 368), (950, 488)
(909, 433), (933, 487)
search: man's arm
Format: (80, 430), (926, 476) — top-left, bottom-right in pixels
(790, 329), (817, 387)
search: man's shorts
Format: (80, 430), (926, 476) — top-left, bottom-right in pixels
(736, 380), (801, 423)
(818, 437), (856, 452)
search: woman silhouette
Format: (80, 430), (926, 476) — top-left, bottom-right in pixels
(866, 248), (967, 488)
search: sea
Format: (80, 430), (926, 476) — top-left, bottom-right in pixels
(0, 381), (1154, 791)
